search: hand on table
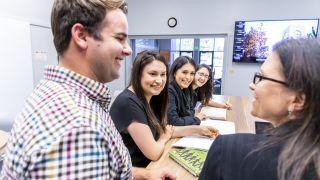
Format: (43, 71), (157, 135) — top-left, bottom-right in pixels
(223, 102), (232, 110)
(197, 125), (219, 138)
(159, 125), (174, 142)
(145, 167), (176, 180)
(195, 112), (207, 121)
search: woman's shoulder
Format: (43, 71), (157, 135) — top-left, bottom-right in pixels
(111, 89), (142, 109)
(116, 88), (135, 98)
(168, 84), (179, 96)
(212, 133), (265, 152)
(168, 83), (175, 91)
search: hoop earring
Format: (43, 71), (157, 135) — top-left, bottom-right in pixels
(288, 106), (294, 118)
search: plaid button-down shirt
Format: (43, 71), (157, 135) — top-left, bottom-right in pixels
(1, 66), (132, 179)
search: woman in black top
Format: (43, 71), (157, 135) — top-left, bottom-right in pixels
(200, 38), (320, 180)
(110, 51), (218, 167)
(167, 56), (207, 126)
(191, 64), (232, 109)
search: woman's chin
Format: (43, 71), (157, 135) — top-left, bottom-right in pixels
(250, 109), (258, 117)
(196, 82), (203, 87)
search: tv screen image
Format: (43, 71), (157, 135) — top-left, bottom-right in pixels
(233, 19), (319, 63)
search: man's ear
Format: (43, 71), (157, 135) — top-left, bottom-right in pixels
(71, 23), (88, 50)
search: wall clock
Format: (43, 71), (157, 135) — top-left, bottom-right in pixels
(167, 17), (177, 28)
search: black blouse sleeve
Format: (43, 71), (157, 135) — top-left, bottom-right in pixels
(167, 86), (201, 126)
(199, 136), (223, 180)
(110, 90), (148, 132)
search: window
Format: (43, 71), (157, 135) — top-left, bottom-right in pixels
(170, 51), (180, 63)
(170, 38), (194, 63)
(214, 38), (225, 51)
(171, 39), (180, 51)
(200, 38), (214, 51)
(180, 39), (194, 51)
(199, 38), (225, 80)
(134, 39), (159, 57)
(199, 51), (213, 66)
(180, 51), (193, 58)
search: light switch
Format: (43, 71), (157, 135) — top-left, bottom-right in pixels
(34, 51), (47, 62)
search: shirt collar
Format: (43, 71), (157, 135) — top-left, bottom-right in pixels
(44, 65), (111, 106)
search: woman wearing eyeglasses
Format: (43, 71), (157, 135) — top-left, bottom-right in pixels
(110, 51), (218, 167)
(191, 64), (232, 110)
(200, 38), (320, 180)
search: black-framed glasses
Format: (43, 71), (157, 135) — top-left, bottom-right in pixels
(196, 72), (210, 79)
(253, 72), (288, 86)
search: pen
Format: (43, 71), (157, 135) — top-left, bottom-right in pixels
(226, 97), (230, 104)
(225, 97), (232, 110)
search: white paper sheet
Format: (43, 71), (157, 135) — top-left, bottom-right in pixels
(200, 119), (235, 135)
(172, 136), (214, 151)
(200, 107), (227, 120)
(172, 120), (236, 150)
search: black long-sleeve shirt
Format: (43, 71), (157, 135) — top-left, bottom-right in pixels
(167, 81), (201, 126)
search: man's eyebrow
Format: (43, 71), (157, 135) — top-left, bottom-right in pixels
(115, 32), (128, 38)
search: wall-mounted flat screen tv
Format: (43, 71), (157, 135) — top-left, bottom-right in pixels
(233, 19), (319, 63)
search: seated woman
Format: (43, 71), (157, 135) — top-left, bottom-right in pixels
(110, 51), (218, 167)
(167, 56), (207, 126)
(199, 38), (320, 180)
(192, 64), (232, 110)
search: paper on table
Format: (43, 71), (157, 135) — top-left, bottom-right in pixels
(200, 106), (227, 120)
(172, 120), (236, 150)
(172, 136), (214, 151)
(201, 119), (236, 135)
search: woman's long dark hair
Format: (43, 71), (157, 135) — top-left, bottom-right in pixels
(195, 64), (214, 105)
(129, 50), (169, 135)
(253, 38), (320, 180)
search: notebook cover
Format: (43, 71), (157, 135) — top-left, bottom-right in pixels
(169, 148), (208, 176)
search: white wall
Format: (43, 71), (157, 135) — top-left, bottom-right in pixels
(0, 1), (54, 129)
(126, 0), (320, 96)
(31, 25), (58, 86)
(0, 0), (53, 26)
(0, 1), (128, 129)
(0, 18), (33, 129)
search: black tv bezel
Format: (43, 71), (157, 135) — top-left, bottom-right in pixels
(232, 18), (320, 63)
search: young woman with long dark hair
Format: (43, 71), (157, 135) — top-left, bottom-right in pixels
(192, 64), (232, 109)
(110, 51), (217, 167)
(167, 56), (208, 126)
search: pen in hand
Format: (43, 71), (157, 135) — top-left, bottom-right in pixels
(225, 97), (232, 110)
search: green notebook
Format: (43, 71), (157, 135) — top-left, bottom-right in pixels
(169, 148), (208, 177)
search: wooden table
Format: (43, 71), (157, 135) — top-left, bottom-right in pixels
(147, 96), (264, 179)
(0, 130), (9, 161)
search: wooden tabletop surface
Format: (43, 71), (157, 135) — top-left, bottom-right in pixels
(0, 130), (9, 155)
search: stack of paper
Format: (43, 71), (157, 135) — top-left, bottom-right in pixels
(200, 106), (227, 120)
(172, 120), (236, 150)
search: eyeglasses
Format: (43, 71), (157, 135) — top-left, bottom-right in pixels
(253, 72), (288, 86)
(197, 72), (210, 79)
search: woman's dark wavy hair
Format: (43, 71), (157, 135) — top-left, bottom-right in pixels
(169, 56), (197, 91)
(129, 50), (168, 135)
(251, 38), (320, 180)
(195, 64), (214, 105)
